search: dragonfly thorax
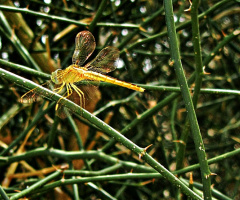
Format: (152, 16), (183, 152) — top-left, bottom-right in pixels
(51, 69), (62, 84)
(51, 65), (87, 85)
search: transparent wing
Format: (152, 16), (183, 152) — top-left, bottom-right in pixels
(20, 81), (50, 103)
(72, 31), (96, 66)
(85, 46), (120, 73)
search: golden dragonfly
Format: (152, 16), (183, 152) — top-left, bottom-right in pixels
(21, 31), (144, 110)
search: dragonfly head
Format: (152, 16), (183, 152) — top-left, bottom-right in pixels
(51, 69), (62, 84)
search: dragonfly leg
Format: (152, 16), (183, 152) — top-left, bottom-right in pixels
(71, 84), (85, 108)
(66, 83), (73, 97)
(55, 83), (73, 110)
(54, 82), (66, 94)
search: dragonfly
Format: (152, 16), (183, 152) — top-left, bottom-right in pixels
(21, 31), (145, 110)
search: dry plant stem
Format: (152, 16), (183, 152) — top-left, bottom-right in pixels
(163, 0), (212, 199)
(0, 68), (202, 199)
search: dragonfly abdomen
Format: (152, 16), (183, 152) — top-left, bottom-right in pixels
(83, 71), (145, 92)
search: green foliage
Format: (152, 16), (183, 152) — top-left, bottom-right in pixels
(0, 0), (239, 199)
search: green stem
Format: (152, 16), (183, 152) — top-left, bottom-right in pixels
(0, 101), (55, 156)
(0, 5), (87, 26)
(203, 28), (240, 67)
(0, 59), (50, 79)
(101, 92), (180, 151)
(102, 74), (196, 152)
(87, 182), (117, 200)
(89, 0), (108, 32)
(0, 13), (41, 71)
(1, 146), (240, 176)
(69, 164), (80, 200)
(47, 115), (60, 148)
(67, 113), (92, 171)
(163, 0), (212, 199)
(123, 0), (232, 54)
(175, 9), (240, 185)
(2, 59), (239, 96)
(137, 85), (240, 95)
(180, 178), (232, 200)
(117, 7), (164, 50)
(176, 0), (205, 176)
(0, 68), (201, 199)
(67, 114), (84, 150)
(0, 5), (139, 29)
(170, 99), (178, 151)
(27, 172), (231, 199)
(191, 0), (204, 107)
(0, 185), (9, 200)
(10, 170), (62, 200)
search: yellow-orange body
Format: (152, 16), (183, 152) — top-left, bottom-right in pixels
(51, 64), (144, 92)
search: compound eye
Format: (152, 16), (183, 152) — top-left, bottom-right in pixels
(51, 69), (61, 84)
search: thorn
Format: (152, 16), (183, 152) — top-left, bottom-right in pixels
(221, 30), (227, 37)
(184, 0), (192, 12)
(205, 172), (216, 179)
(60, 163), (69, 171)
(173, 140), (186, 145)
(52, 163), (69, 173)
(203, 66), (211, 75)
(139, 144), (153, 159)
(139, 26), (147, 32)
(189, 172), (193, 184)
(140, 179), (155, 186)
(210, 173), (217, 176)
(169, 60), (174, 66)
(139, 152), (143, 160)
(61, 176), (65, 183)
(144, 144), (153, 151)
(52, 164), (58, 171)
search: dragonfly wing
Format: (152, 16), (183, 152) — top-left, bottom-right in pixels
(72, 31), (96, 66)
(20, 81), (50, 103)
(85, 46), (119, 73)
